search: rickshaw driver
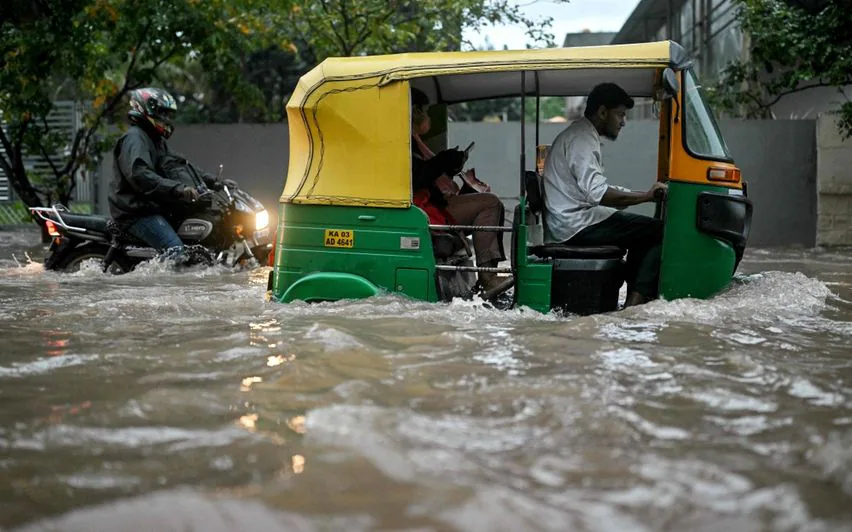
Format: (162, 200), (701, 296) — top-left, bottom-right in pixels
(542, 83), (668, 307)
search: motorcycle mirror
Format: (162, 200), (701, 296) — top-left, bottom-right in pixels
(217, 164), (224, 180)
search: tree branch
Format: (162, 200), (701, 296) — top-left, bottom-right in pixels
(36, 117), (64, 178)
(762, 79), (837, 109)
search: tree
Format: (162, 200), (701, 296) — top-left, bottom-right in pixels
(278, 0), (567, 61)
(710, 0), (852, 137)
(0, 0), (289, 213)
(185, 0), (569, 122)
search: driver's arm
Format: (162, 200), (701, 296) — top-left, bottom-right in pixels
(600, 182), (667, 208)
(600, 187), (652, 208)
(568, 136), (665, 208)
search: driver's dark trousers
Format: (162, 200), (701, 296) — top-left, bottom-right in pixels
(566, 212), (663, 299)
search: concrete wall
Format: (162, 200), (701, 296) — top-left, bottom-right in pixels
(718, 119), (817, 247)
(816, 114), (852, 247)
(97, 119), (818, 248)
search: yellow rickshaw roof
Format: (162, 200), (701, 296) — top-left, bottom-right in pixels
(281, 41), (689, 208)
(296, 40), (689, 102)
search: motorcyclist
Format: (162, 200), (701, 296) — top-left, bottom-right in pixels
(108, 87), (236, 259)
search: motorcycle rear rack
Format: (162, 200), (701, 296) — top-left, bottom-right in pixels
(30, 205), (88, 233)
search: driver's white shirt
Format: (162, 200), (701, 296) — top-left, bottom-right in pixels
(541, 117), (620, 243)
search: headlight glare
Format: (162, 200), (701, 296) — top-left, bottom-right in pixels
(255, 209), (269, 231)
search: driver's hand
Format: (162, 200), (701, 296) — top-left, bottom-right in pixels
(222, 178), (238, 189)
(647, 181), (668, 202)
(179, 185), (200, 203)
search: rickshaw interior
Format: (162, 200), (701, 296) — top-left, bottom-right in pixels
(407, 65), (678, 313)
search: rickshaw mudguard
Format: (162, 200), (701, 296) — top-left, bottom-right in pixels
(270, 203), (440, 303)
(658, 181), (750, 300)
(279, 272), (380, 303)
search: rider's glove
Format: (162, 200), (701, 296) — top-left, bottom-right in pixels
(178, 185), (200, 203)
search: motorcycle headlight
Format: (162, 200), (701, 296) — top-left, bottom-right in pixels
(255, 209), (269, 231)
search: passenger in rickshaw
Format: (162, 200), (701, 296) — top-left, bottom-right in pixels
(410, 88), (512, 297)
(541, 83), (668, 307)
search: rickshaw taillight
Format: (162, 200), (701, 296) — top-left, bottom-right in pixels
(707, 167), (741, 184)
(44, 220), (60, 237)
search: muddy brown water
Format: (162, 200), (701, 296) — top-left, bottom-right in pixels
(1, 228), (852, 531)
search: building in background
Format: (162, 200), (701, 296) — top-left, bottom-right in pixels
(612, 0), (848, 120)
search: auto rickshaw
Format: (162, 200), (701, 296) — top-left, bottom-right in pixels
(267, 41), (752, 314)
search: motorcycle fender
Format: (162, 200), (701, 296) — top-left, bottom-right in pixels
(44, 237), (74, 270)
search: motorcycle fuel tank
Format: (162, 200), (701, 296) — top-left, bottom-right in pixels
(176, 218), (214, 242)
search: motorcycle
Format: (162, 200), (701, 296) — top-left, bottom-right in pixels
(30, 183), (272, 274)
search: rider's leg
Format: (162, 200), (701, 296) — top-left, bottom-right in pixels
(126, 215), (184, 259)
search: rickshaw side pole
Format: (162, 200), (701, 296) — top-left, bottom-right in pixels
(535, 72), (541, 151)
(520, 71), (527, 198)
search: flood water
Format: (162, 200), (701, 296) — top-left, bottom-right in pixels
(2, 227), (852, 531)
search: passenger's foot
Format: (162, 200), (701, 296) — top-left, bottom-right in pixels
(481, 275), (514, 301)
(623, 291), (647, 308)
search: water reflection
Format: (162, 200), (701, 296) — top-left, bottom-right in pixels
(238, 413), (259, 431)
(286, 416), (306, 435)
(43, 330), (71, 357)
(241, 376), (263, 392)
(291, 454), (305, 474)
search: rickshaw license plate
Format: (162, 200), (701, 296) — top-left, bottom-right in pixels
(324, 229), (354, 248)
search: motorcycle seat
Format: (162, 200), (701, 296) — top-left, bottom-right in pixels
(60, 214), (110, 234)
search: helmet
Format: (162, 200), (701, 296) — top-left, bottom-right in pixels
(128, 88), (178, 138)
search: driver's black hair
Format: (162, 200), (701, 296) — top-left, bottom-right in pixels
(584, 83), (634, 119)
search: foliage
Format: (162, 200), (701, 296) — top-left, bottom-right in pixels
(709, 0), (852, 137)
(0, 0), (289, 210)
(277, 0), (566, 60)
(1, 0), (566, 213)
(187, 0), (569, 121)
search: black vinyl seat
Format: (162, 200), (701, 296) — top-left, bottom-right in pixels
(60, 214), (110, 234)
